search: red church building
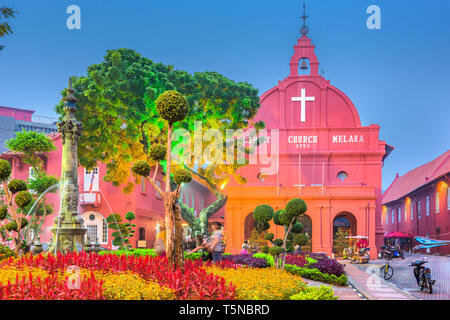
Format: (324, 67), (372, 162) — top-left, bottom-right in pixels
(382, 150), (450, 255)
(224, 24), (392, 259)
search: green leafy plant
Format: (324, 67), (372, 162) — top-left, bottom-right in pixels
(253, 199), (308, 268)
(290, 284), (338, 300)
(106, 212), (136, 250)
(285, 264), (348, 286)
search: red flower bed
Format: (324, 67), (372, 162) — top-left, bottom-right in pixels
(0, 272), (104, 300)
(1, 252), (236, 300)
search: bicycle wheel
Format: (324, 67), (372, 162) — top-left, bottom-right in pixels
(380, 265), (394, 280)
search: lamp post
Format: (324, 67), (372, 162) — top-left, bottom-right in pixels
(48, 78), (87, 254)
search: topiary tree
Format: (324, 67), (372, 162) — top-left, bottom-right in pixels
(252, 199), (308, 268)
(132, 90), (191, 268)
(0, 160), (32, 255)
(106, 212), (136, 250)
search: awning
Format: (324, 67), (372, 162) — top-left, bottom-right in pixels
(384, 231), (411, 238)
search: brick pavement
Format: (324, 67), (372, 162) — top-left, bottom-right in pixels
(356, 253), (450, 300)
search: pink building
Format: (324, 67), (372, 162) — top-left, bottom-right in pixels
(1, 132), (222, 250)
(382, 150), (450, 255)
(0, 106), (34, 121)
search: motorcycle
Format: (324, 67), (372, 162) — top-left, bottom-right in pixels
(410, 257), (435, 294)
(380, 245), (404, 260)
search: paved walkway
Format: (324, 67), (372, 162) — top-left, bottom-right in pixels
(341, 261), (417, 300)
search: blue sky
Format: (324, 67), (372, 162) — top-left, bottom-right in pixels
(0, 0), (449, 190)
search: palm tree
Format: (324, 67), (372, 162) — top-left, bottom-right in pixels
(0, 6), (18, 52)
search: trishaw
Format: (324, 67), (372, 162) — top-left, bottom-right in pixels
(343, 235), (370, 264)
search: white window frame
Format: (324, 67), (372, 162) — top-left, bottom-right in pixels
(435, 192), (439, 213)
(391, 209), (394, 224)
(426, 196), (430, 216)
(398, 207), (401, 222)
(447, 188), (450, 210)
(418, 200), (421, 219)
(410, 202), (414, 220)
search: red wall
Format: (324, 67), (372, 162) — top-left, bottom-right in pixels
(382, 178), (450, 255)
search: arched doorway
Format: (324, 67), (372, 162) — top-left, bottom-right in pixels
(81, 211), (108, 245)
(244, 212), (256, 241)
(297, 215), (312, 252)
(333, 212), (357, 257)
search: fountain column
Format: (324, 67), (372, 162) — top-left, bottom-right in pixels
(48, 78), (86, 254)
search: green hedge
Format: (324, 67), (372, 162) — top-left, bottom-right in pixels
(285, 264), (348, 286)
(98, 249), (156, 257)
(290, 285), (338, 300)
(184, 252), (209, 260)
(252, 253), (275, 267)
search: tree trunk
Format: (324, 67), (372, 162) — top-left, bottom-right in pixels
(281, 219), (294, 269)
(164, 197), (175, 265)
(173, 203), (185, 268)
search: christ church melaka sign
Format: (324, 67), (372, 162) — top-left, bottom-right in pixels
(287, 133), (366, 150)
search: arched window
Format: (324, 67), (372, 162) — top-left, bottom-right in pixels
(337, 171), (348, 182)
(81, 211), (108, 244)
(139, 227), (145, 241)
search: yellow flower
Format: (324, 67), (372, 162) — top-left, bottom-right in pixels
(205, 267), (305, 300)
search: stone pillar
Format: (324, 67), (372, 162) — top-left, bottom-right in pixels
(48, 78), (87, 254)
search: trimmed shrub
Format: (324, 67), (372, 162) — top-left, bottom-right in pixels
(125, 211), (136, 221)
(131, 160), (151, 177)
(7, 179), (27, 194)
(285, 198), (307, 217)
(173, 169), (192, 185)
(0, 206), (7, 220)
(291, 222), (303, 234)
(155, 90), (189, 124)
(148, 144), (166, 162)
(273, 238), (283, 247)
(253, 205), (274, 223)
(268, 246), (283, 257)
(0, 159), (11, 181)
(264, 233), (274, 241)
(14, 191), (32, 208)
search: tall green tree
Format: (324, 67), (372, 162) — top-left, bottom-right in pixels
(55, 48), (262, 243)
(0, 6), (18, 52)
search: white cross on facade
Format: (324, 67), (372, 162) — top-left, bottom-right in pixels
(291, 88), (315, 122)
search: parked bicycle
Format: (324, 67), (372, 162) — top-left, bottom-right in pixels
(380, 259), (394, 280)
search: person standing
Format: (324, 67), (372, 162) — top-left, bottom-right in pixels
(207, 222), (224, 262)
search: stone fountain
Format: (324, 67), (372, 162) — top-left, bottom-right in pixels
(48, 78), (87, 254)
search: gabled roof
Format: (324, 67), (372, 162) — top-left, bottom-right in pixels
(382, 150), (450, 205)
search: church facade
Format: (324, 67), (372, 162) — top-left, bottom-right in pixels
(224, 31), (392, 259)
